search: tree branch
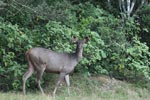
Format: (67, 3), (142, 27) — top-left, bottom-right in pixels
(119, 0), (123, 12)
(130, 0), (136, 14)
(122, 0), (126, 13)
(127, 0), (130, 12)
(13, 0), (37, 13)
(133, 0), (146, 16)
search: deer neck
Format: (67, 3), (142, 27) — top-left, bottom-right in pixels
(75, 46), (83, 61)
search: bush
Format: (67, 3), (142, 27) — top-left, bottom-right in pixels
(0, 1), (150, 91)
(0, 20), (32, 91)
(137, 5), (150, 46)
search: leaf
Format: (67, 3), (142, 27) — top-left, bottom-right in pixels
(143, 28), (149, 32)
(100, 50), (106, 58)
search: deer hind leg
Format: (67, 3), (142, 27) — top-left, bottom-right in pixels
(35, 64), (46, 95)
(22, 66), (34, 95)
(65, 75), (70, 96)
(53, 73), (66, 98)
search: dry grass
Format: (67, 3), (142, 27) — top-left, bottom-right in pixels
(0, 74), (150, 100)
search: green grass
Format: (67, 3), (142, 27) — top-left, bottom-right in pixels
(0, 74), (150, 100)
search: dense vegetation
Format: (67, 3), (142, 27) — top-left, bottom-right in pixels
(0, 0), (150, 91)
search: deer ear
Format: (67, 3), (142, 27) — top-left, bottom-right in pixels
(72, 36), (78, 43)
(84, 36), (89, 43)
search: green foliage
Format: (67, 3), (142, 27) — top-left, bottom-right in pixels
(126, 36), (150, 80)
(137, 5), (150, 46)
(0, 1), (150, 91)
(0, 20), (32, 91)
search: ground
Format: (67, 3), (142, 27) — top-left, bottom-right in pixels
(0, 74), (150, 100)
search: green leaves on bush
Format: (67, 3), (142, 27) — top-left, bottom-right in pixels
(0, 1), (150, 91)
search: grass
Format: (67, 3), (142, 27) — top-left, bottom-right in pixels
(0, 74), (150, 100)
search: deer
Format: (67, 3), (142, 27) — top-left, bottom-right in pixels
(22, 36), (89, 97)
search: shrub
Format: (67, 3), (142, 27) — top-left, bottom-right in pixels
(0, 20), (32, 91)
(0, 1), (150, 91)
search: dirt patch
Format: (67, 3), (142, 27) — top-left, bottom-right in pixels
(90, 75), (127, 91)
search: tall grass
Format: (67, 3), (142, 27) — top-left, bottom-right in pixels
(0, 74), (150, 100)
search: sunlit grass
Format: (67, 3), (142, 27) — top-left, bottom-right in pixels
(0, 74), (150, 100)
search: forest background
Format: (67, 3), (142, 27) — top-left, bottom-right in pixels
(0, 1), (150, 98)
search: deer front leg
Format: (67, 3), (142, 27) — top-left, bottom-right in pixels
(65, 75), (70, 96)
(53, 73), (66, 98)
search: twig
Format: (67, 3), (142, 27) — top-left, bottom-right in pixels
(0, 74), (7, 78)
(13, 0), (37, 13)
